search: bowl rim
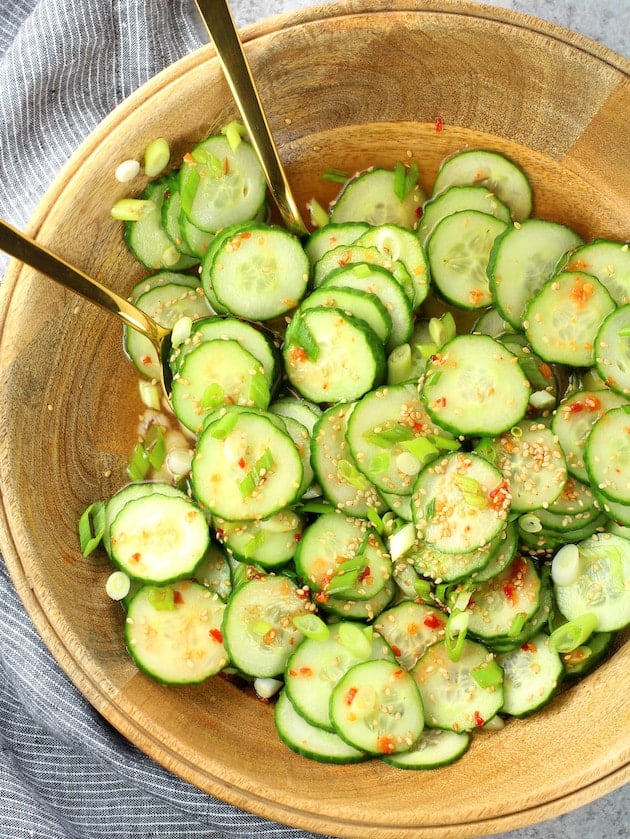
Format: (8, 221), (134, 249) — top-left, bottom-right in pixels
(0, 2), (629, 837)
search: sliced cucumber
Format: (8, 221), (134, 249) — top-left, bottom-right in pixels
(381, 727), (471, 770)
(330, 167), (425, 230)
(313, 244), (414, 305)
(559, 238), (630, 306)
(595, 304), (630, 397)
(420, 333), (530, 436)
(417, 183), (511, 246)
(209, 224), (309, 320)
(412, 451), (510, 554)
(488, 219), (583, 329)
(427, 210), (508, 310)
(373, 600), (446, 670)
(585, 406), (630, 504)
(125, 581), (227, 684)
(179, 134), (266, 232)
(497, 632), (562, 717)
(411, 639), (504, 731)
(299, 285), (392, 346)
(192, 411), (303, 520)
(431, 149), (532, 222)
(283, 306), (385, 403)
(110, 493), (209, 583)
(221, 573), (310, 677)
(356, 223), (430, 308)
(214, 508), (304, 568)
(304, 221), (369, 266)
(274, 689), (366, 764)
(330, 659), (424, 755)
(524, 271), (615, 367)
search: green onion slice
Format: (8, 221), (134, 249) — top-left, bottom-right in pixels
(78, 501), (106, 557)
(549, 613), (598, 653)
(292, 613), (330, 642)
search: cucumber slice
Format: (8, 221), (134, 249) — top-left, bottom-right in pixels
(161, 180), (198, 258)
(125, 280), (213, 381)
(551, 389), (628, 484)
(466, 555), (542, 641)
(381, 727), (471, 769)
(346, 381), (455, 497)
(192, 411), (303, 521)
(411, 639), (504, 731)
(170, 315), (278, 387)
(427, 210), (508, 309)
(124, 177), (199, 271)
(283, 306), (385, 403)
(373, 600), (446, 670)
(420, 333), (530, 436)
(276, 414), (315, 497)
(321, 578), (396, 622)
(313, 244), (415, 305)
(274, 690), (367, 764)
(559, 238), (630, 306)
(356, 223), (430, 308)
(553, 533), (630, 631)
(192, 541), (232, 601)
(488, 219), (583, 329)
(330, 167), (425, 230)
(408, 526), (509, 584)
(304, 222), (369, 266)
(299, 285), (392, 347)
(285, 621), (392, 731)
(412, 451), (510, 554)
(213, 508), (304, 568)
(310, 402), (387, 517)
(431, 149), (532, 222)
(585, 406), (630, 504)
(110, 493), (210, 583)
(171, 339), (271, 433)
(209, 224), (309, 320)
(471, 520), (518, 583)
(330, 659), (424, 755)
(417, 184), (511, 246)
(125, 582), (227, 684)
(475, 420), (568, 513)
(294, 511), (392, 602)
(103, 480), (188, 556)
(524, 271), (615, 367)
(221, 573), (311, 677)
(497, 632), (562, 717)
(595, 304), (630, 397)
(321, 263), (414, 350)
(269, 395), (322, 434)
(179, 135), (266, 232)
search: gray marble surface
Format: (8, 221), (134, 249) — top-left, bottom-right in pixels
(226, 3), (630, 839)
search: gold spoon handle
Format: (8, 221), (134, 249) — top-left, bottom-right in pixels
(194, 0), (308, 237)
(0, 219), (167, 344)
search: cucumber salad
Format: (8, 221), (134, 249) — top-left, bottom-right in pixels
(80, 125), (630, 769)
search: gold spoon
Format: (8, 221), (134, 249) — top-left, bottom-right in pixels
(193, 0), (308, 237)
(0, 219), (175, 395)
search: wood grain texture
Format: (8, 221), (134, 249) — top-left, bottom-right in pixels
(0, 2), (628, 836)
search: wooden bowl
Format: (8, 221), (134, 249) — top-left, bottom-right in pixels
(0, 1), (628, 836)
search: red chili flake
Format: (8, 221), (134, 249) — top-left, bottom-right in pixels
(378, 735), (397, 754)
(294, 532), (302, 542)
(130, 552), (141, 564)
(141, 356), (152, 366)
(338, 250), (351, 267)
(393, 669), (405, 679)
(314, 591), (329, 604)
(521, 641), (537, 653)
(209, 627), (223, 643)
(435, 116), (444, 132)
(412, 421), (426, 432)
(290, 346), (308, 364)
(391, 644), (402, 657)
(215, 527), (225, 541)
(570, 276), (595, 307)
(299, 666), (313, 676)
(183, 152), (195, 164)
(584, 395), (602, 411)
(488, 480), (510, 510)
(503, 581), (516, 602)
(223, 157), (230, 175)
(539, 362), (554, 380)
(345, 687), (358, 706)
(435, 396), (447, 408)
(359, 566), (372, 582)
(238, 457), (247, 469)
(473, 710), (485, 727)
(423, 613), (445, 630)
(173, 591), (184, 605)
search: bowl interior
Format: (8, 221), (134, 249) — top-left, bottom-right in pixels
(0, 2), (629, 837)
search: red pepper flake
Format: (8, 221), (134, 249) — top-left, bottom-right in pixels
(290, 346), (308, 364)
(539, 362), (554, 380)
(173, 591), (184, 605)
(488, 480), (510, 510)
(378, 735), (397, 754)
(294, 532), (302, 542)
(503, 581), (516, 602)
(570, 275), (595, 307)
(391, 644), (402, 657)
(435, 396), (447, 408)
(393, 669), (405, 679)
(345, 687), (358, 706)
(423, 613), (445, 630)
(130, 552), (142, 564)
(338, 250), (351, 267)
(183, 152), (195, 164)
(215, 527), (225, 541)
(521, 641), (537, 653)
(141, 355), (152, 366)
(415, 206), (424, 220)
(473, 710), (485, 727)
(314, 591), (329, 604)
(359, 566), (372, 582)
(238, 457), (247, 469)
(209, 627), (223, 643)
(223, 157), (230, 175)
(435, 116), (444, 132)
